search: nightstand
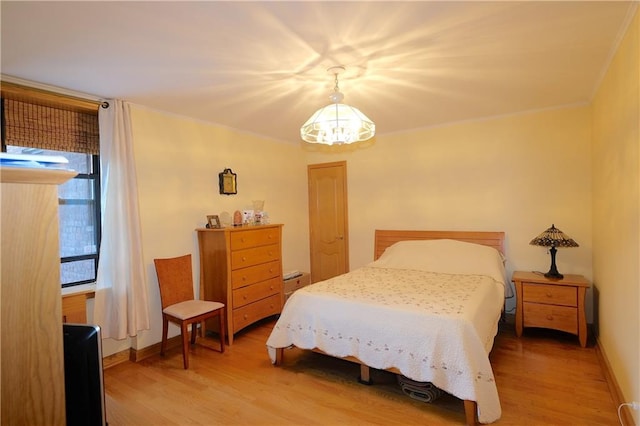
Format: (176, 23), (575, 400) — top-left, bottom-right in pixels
(512, 271), (590, 347)
(283, 272), (311, 302)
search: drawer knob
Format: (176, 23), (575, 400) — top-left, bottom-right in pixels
(546, 292), (553, 298)
(242, 257), (246, 261)
(546, 315), (553, 320)
(244, 314), (248, 320)
(243, 295), (247, 300)
(270, 286), (274, 290)
(242, 276), (247, 281)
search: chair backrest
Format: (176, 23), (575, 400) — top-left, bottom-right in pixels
(154, 254), (195, 309)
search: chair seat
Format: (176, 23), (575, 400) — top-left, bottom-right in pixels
(163, 300), (224, 320)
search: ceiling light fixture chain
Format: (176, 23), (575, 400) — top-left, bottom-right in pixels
(300, 65), (374, 146)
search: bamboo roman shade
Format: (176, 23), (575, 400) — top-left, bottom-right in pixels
(3, 98), (100, 155)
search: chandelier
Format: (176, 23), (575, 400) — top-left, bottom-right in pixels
(300, 66), (375, 145)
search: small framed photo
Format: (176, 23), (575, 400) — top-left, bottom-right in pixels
(206, 215), (221, 229)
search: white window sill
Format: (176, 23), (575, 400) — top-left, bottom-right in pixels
(61, 282), (97, 297)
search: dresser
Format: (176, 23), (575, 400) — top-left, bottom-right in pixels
(512, 271), (590, 347)
(1, 166), (77, 425)
(196, 224), (284, 345)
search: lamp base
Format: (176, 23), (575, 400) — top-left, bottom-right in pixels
(545, 246), (563, 279)
(544, 271), (564, 280)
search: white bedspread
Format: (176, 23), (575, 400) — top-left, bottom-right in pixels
(266, 266), (504, 424)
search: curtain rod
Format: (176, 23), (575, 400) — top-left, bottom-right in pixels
(1, 74), (109, 109)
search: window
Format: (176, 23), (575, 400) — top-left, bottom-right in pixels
(5, 146), (102, 287)
(2, 90), (102, 288)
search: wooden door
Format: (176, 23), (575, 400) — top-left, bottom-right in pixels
(308, 161), (349, 283)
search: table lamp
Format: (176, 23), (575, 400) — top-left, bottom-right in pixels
(529, 224), (579, 279)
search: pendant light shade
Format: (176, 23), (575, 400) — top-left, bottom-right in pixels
(300, 66), (375, 145)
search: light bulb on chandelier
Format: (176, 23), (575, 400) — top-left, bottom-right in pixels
(300, 66), (375, 145)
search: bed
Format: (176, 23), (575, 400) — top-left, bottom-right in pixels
(266, 230), (506, 425)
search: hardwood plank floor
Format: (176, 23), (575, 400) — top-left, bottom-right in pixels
(104, 317), (619, 425)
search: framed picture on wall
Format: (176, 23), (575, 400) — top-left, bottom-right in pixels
(218, 168), (237, 195)
(206, 215), (221, 229)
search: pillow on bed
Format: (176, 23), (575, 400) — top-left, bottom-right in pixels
(369, 239), (506, 286)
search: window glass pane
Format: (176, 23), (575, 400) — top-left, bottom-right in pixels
(59, 201), (98, 257)
(61, 260), (96, 286)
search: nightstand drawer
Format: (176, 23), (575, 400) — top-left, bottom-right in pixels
(283, 273), (310, 293)
(523, 302), (577, 334)
(523, 283), (577, 306)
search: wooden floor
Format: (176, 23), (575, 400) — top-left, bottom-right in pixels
(104, 317), (619, 425)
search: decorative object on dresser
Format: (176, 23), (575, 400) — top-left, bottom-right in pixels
(512, 271), (589, 347)
(206, 214), (221, 229)
(283, 271), (311, 302)
(529, 224), (579, 279)
(233, 210), (243, 226)
(218, 168), (237, 195)
(196, 224), (283, 345)
(154, 254), (225, 369)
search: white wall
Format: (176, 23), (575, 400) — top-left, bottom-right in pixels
(592, 7), (639, 417)
(306, 106), (593, 316)
(110, 105), (310, 351)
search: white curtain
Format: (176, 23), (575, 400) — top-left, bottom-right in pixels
(94, 100), (149, 339)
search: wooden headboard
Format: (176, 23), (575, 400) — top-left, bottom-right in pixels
(374, 230), (505, 260)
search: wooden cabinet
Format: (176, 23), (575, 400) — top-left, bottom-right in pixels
(197, 224), (283, 345)
(283, 272), (311, 302)
(512, 271), (590, 347)
(1, 166), (77, 425)
(62, 291), (94, 323)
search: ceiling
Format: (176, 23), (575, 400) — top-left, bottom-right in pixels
(1, 1), (635, 144)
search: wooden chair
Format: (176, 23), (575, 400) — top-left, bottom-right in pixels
(153, 254), (225, 369)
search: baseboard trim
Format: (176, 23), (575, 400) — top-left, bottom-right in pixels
(595, 337), (636, 426)
(129, 335), (182, 363)
(103, 335), (182, 368)
(102, 349), (130, 369)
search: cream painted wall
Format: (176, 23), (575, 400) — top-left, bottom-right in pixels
(105, 105), (310, 352)
(306, 106), (593, 317)
(592, 7), (639, 416)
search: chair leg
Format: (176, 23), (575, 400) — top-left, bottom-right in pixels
(218, 310), (225, 353)
(181, 322), (190, 369)
(161, 316), (169, 356)
(190, 322), (197, 345)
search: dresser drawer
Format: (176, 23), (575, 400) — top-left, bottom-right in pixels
(523, 302), (577, 334)
(231, 228), (280, 251)
(231, 244), (280, 269)
(523, 283), (577, 306)
(233, 293), (281, 332)
(233, 277), (281, 308)
(231, 261), (281, 289)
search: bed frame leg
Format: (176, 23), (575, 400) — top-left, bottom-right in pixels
(274, 347), (284, 366)
(463, 400), (478, 425)
(357, 364), (372, 385)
